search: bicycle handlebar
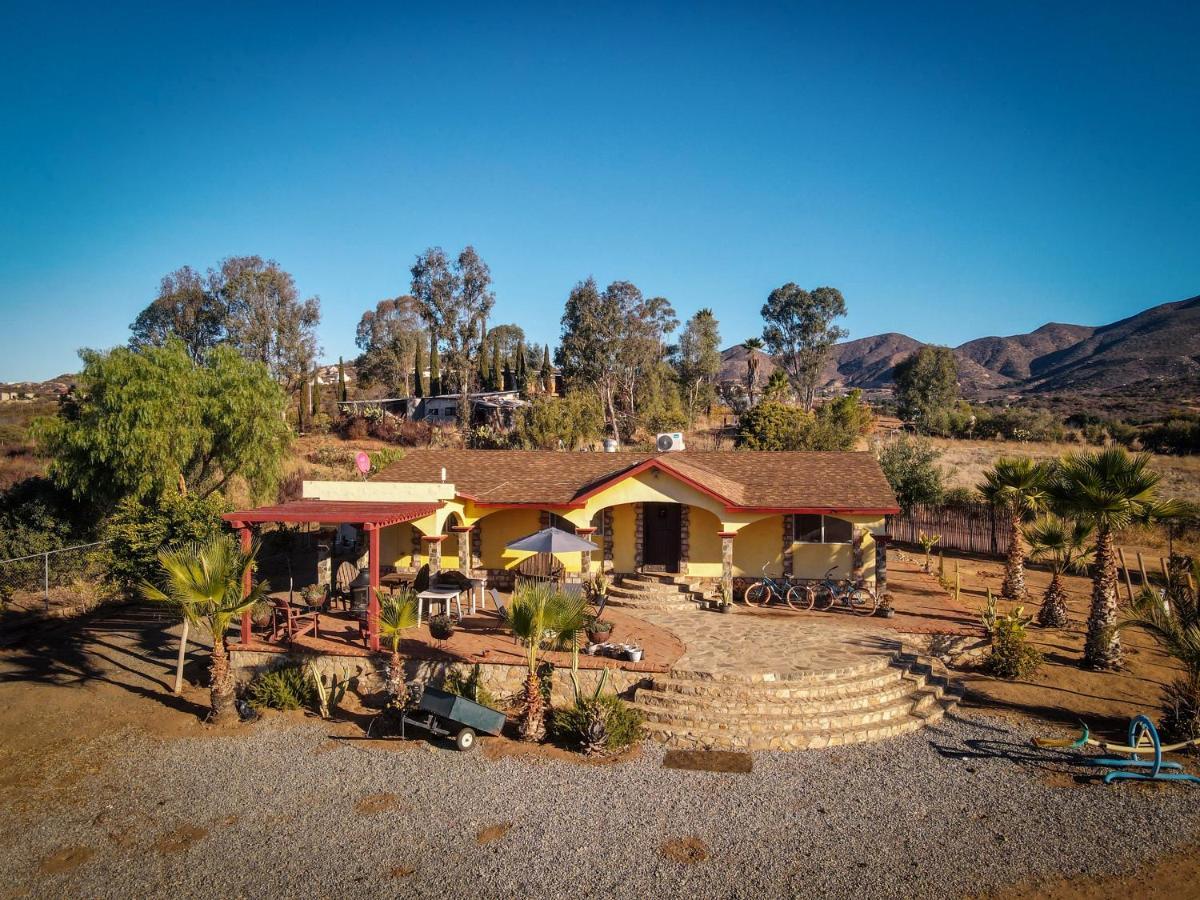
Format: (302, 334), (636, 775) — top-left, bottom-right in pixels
(824, 566), (839, 578)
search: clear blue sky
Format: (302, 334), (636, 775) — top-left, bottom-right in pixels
(2, 2), (1197, 381)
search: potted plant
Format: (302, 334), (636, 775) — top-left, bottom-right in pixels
(301, 583), (327, 610)
(587, 572), (610, 605)
(875, 593), (896, 618)
(429, 613), (455, 642)
(625, 645), (643, 662)
(250, 598), (274, 630)
(585, 616), (613, 644)
(717, 580), (733, 613)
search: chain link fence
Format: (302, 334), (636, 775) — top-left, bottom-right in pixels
(0, 541), (112, 632)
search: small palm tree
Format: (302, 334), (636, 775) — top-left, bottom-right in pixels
(742, 337), (764, 406)
(1120, 558), (1200, 741)
(505, 582), (583, 741)
(979, 457), (1054, 601)
(377, 589), (418, 707)
(1054, 447), (1183, 669)
(141, 536), (266, 725)
(1023, 516), (1094, 628)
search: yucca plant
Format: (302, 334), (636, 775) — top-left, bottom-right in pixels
(377, 589), (418, 707)
(141, 535), (266, 725)
(1054, 448), (1183, 669)
(1121, 557), (1200, 742)
(917, 531), (940, 574)
(505, 582), (586, 741)
(1023, 516), (1094, 628)
(979, 457), (1054, 601)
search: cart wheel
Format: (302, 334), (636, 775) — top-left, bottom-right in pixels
(455, 727), (477, 751)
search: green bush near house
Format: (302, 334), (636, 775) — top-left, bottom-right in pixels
(443, 663), (498, 710)
(982, 607), (1043, 680)
(249, 665), (318, 711)
(549, 694), (643, 755)
(102, 490), (227, 592)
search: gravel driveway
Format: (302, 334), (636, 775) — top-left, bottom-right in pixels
(4, 708), (1199, 899)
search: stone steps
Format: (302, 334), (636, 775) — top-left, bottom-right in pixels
(632, 653), (963, 751)
(605, 575), (703, 611)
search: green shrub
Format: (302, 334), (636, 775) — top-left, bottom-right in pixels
(102, 490), (226, 592)
(549, 694), (643, 754)
(444, 663), (498, 710)
(875, 435), (945, 511)
(982, 607), (1043, 679)
(248, 665), (317, 711)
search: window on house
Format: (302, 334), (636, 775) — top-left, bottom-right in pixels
(794, 515), (854, 544)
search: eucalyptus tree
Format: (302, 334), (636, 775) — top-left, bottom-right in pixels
(354, 295), (425, 394)
(674, 308), (722, 426)
(129, 265), (227, 362)
(761, 284), (847, 411)
(410, 246), (495, 397)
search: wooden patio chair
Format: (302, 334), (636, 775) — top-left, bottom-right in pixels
(331, 561), (358, 610)
(270, 597), (320, 642)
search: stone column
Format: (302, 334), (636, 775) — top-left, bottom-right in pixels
(366, 524), (381, 651)
(851, 525), (866, 581)
(411, 527), (422, 571)
(602, 509), (614, 573)
(719, 531), (736, 599)
(576, 527), (597, 578)
(470, 525), (482, 569)
(874, 534), (889, 596)
(679, 506), (690, 576)
(782, 514), (795, 578)
(422, 535), (446, 575)
(634, 503), (645, 571)
(451, 525), (473, 575)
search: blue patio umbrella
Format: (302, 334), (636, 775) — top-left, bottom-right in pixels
(505, 527), (597, 554)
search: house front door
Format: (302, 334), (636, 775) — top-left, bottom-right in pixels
(642, 503), (682, 571)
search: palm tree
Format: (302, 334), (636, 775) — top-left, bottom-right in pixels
(142, 536), (266, 725)
(1023, 516), (1094, 628)
(1055, 447), (1182, 669)
(1120, 558), (1200, 740)
(742, 338), (764, 407)
(979, 457), (1053, 601)
(505, 582), (584, 741)
(377, 589), (418, 707)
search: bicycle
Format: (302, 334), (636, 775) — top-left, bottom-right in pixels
(743, 565), (808, 609)
(793, 566), (879, 616)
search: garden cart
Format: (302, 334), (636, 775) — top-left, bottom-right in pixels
(398, 685), (506, 751)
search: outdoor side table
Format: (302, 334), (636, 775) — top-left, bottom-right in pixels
(416, 586), (465, 626)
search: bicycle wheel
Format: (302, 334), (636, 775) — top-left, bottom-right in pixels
(744, 582), (772, 607)
(848, 588), (879, 616)
(785, 584), (814, 611)
(812, 585), (835, 611)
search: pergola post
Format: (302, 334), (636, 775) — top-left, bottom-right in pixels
(422, 535), (446, 575)
(576, 527), (597, 579)
(237, 524), (252, 644)
(450, 525), (473, 575)
(718, 531), (736, 600)
(366, 524), (381, 652)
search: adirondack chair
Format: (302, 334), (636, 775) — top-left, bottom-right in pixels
(270, 596), (320, 642)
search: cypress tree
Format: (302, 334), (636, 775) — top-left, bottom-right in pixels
(516, 339), (527, 383)
(490, 338), (502, 392)
(337, 356), (347, 403)
(428, 332), (442, 396)
(311, 369), (321, 415)
(414, 341), (425, 398)
(502, 355), (513, 392)
(540, 345), (552, 393)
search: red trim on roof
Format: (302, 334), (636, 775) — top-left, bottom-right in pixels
(222, 500), (440, 528)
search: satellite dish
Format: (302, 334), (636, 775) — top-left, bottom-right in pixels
(355, 451), (371, 475)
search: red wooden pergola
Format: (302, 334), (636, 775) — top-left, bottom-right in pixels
(223, 499), (441, 651)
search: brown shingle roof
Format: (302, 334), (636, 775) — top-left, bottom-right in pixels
(373, 449), (898, 513)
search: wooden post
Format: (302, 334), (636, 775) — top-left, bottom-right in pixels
(954, 559), (961, 605)
(576, 527), (597, 579)
(1160, 557), (1171, 589)
(366, 524), (381, 652)
(173, 618), (190, 695)
(1137, 552), (1149, 587)
(1117, 548), (1135, 602)
(237, 524), (253, 644)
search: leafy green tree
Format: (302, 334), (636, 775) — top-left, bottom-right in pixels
(413, 341), (425, 398)
(515, 338), (528, 390)
(142, 536), (266, 725)
(741, 337), (765, 407)
(410, 246), (495, 397)
(486, 323), (526, 361)
(1054, 448), (1183, 669)
(353, 295), (424, 394)
(129, 265), (227, 362)
(428, 332), (442, 396)
(513, 392), (605, 450)
(762, 369), (791, 403)
(637, 362), (688, 435)
(102, 490), (227, 592)
(489, 338), (502, 392)
(674, 308), (721, 426)
(979, 458), (1054, 601)
(893, 346), (959, 434)
(34, 341), (290, 513)
(736, 401), (812, 450)
(875, 435), (945, 512)
(0, 479), (91, 592)
(761, 285), (847, 411)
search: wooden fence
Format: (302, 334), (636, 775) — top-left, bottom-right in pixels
(887, 503), (1011, 557)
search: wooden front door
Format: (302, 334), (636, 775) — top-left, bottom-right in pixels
(643, 503), (682, 571)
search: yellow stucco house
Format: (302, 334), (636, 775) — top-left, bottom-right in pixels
(283, 448), (899, 594)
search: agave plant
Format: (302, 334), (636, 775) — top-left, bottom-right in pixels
(141, 536), (266, 725)
(505, 582), (587, 741)
(979, 457), (1054, 601)
(377, 589), (418, 707)
(1054, 448), (1184, 669)
(1120, 557), (1200, 741)
(1023, 516), (1094, 628)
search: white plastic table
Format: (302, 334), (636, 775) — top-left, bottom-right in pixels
(416, 585), (467, 626)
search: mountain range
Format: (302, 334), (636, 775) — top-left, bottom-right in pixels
(720, 294), (1200, 406)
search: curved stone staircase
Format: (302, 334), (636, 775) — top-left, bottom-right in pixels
(633, 652), (963, 751)
(605, 573), (704, 612)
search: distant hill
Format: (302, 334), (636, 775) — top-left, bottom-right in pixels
(720, 294), (1200, 403)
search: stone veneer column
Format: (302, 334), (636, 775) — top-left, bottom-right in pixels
(851, 525), (866, 581)
(576, 527), (597, 578)
(411, 527), (422, 571)
(678, 506), (690, 575)
(602, 509), (614, 573)
(719, 531), (736, 598)
(451, 525), (473, 574)
(422, 535), (446, 575)
(782, 514), (795, 578)
(634, 503), (645, 571)
(874, 534), (889, 595)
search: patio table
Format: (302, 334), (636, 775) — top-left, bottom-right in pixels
(416, 585), (467, 626)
